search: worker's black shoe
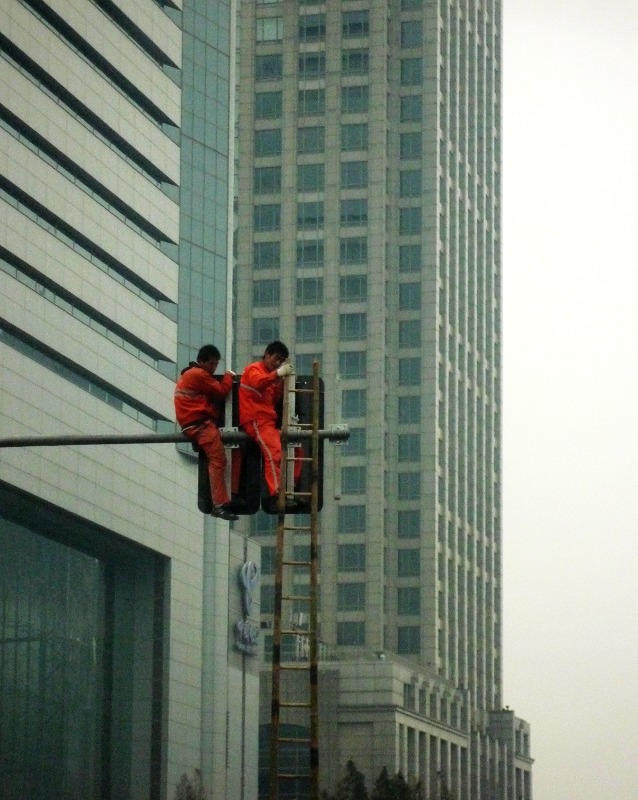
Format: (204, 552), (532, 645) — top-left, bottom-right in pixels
(211, 504), (239, 521)
(263, 493), (302, 513)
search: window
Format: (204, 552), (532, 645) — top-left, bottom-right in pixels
(254, 128), (282, 156)
(254, 241), (280, 270)
(253, 279), (280, 307)
(401, 58), (423, 85)
(342, 427), (366, 455)
(398, 433), (420, 461)
(297, 163), (325, 192)
(298, 126), (325, 154)
(296, 352), (321, 374)
(400, 169), (422, 197)
(255, 91), (282, 119)
(338, 505), (366, 533)
(340, 312), (367, 340)
(342, 48), (369, 75)
(254, 166), (282, 194)
(255, 54), (283, 81)
(399, 282), (421, 310)
(399, 244), (421, 272)
(340, 161), (368, 189)
(338, 583), (365, 611)
(296, 239), (324, 267)
(297, 201), (324, 229)
(261, 546), (276, 574)
(337, 621), (365, 646)
(296, 277), (323, 305)
(299, 13), (326, 42)
(342, 465), (366, 495)
(341, 85), (369, 113)
(253, 317), (279, 345)
(400, 207), (422, 234)
(339, 350), (366, 379)
(398, 549), (420, 577)
(400, 131), (422, 159)
(398, 587), (421, 615)
(299, 52), (326, 79)
(400, 94), (422, 122)
(397, 626), (420, 654)
(339, 276), (367, 303)
(340, 236), (367, 264)
(298, 88), (325, 115)
(261, 584), (275, 614)
(401, 0), (423, 10)
(296, 314), (323, 343)
(338, 543), (366, 571)
(256, 17), (283, 42)
(342, 10), (369, 38)
(399, 357), (421, 385)
(398, 395), (421, 424)
(341, 123), (368, 151)
(398, 472), (421, 500)
(342, 388), (366, 417)
(399, 320), (421, 347)
(254, 204), (281, 231)
(398, 509), (420, 538)
(401, 20), (423, 48)
(340, 198), (368, 226)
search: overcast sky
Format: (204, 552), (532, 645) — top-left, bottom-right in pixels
(502, 1), (638, 798)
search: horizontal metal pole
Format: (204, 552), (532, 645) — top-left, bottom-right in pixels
(0, 424), (349, 449)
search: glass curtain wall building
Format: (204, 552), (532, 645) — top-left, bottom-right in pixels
(0, 1), (257, 799)
(234, 1), (532, 798)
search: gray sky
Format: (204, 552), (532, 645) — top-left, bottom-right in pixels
(503, 1), (638, 797)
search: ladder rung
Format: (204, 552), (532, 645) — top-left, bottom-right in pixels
(280, 627), (312, 636)
(283, 525), (311, 531)
(290, 491), (312, 497)
(279, 736), (311, 744)
(280, 701), (311, 708)
(287, 456), (313, 462)
(281, 663), (310, 671)
(282, 559), (311, 567)
(278, 773), (311, 780)
(292, 387), (314, 394)
(281, 594), (311, 601)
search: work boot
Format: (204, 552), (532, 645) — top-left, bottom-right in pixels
(211, 504), (239, 521)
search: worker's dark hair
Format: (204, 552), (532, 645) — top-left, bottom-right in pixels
(264, 340), (289, 359)
(197, 344), (221, 362)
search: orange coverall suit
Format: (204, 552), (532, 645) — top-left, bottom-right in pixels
(174, 365), (233, 507)
(238, 360), (284, 498)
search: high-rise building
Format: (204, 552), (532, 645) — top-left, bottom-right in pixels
(234, 1), (533, 798)
(0, 2), (258, 799)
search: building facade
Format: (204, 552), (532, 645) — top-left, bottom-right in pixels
(0, 1), (258, 799)
(234, 0), (532, 797)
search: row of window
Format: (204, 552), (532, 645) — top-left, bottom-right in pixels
(257, 0), (423, 8)
(251, 505), (422, 538)
(253, 240), (423, 272)
(254, 278), (422, 311)
(256, 92), (423, 124)
(254, 201), (423, 232)
(254, 126), (422, 158)
(256, 13), (425, 47)
(335, 622), (419, 653)
(253, 163), (423, 195)
(256, 53), (423, 87)
(253, 319), (424, 352)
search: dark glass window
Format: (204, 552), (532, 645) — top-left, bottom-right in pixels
(340, 236), (368, 264)
(397, 548), (420, 577)
(337, 505), (366, 533)
(400, 207), (422, 235)
(296, 314), (323, 343)
(398, 509), (421, 538)
(398, 586), (421, 615)
(338, 351), (367, 379)
(401, 57), (423, 85)
(398, 472), (421, 500)
(399, 282), (421, 310)
(297, 201), (324, 229)
(298, 88), (325, 116)
(296, 277), (324, 305)
(256, 17), (283, 42)
(341, 123), (368, 151)
(401, 20), (423, 48)
(253, 279), (280, 307)
(340, 161), (368, 189)
(254, 166), (282, 194)
(342, 10), (369, 38)
(400, 169), (422, 197)
(400, 131), (422, 159)
(340, 198), (368, 226)
(342, 427), (366, 455)
(342, 465), (366, 495)
(342, 388), (366, 417)
(297, 126), (325, 154)
(252, 317), (279, 345)
(299, 13), (326, 42)
(400, 94), (422, 122)
(254, 128), (282, 156)
(399, 357), (421, 385)
(342, 48), (369, 75)
(398, 433), (421, 461)
(398, 395), (421, 423)
(255, 53), (283, 81)
(337, 621), (365, 646)
(337, 583), (365, 611)
(299, 52), (326, 79)
(337, 543), (366, 571)
(399, 244), (421, 272)
(339, 312), (367, 340)
(341, 85), (369, 113)
(254, 241), (281, 269)
(254, 204), (281, 231)
(399, 320), (421, 347)
(296, 239), (325, 268)
(255, 91), (282, 119)
(339, 276), (367, 303)
(297, 163), (325, 192)
(397, 626), (420, 654)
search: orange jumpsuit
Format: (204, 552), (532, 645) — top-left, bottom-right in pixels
(238, 360), (284, 497)
(174, 365), (233, 507)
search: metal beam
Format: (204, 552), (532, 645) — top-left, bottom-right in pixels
(0, 425), (349, 449)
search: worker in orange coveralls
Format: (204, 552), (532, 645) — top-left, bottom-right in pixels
(238, 340), (299, 512)
(174, 344), (238, 521)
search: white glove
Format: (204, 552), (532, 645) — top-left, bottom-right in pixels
(276, 362), (294, 378)
(226, 369), (236, 376)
